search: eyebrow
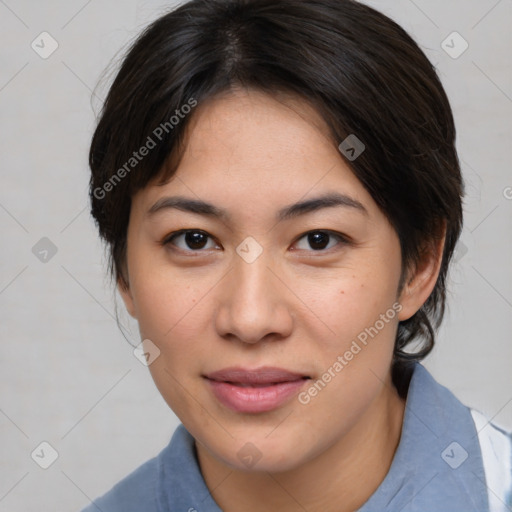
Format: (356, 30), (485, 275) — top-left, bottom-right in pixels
(146, 192), (367, 222)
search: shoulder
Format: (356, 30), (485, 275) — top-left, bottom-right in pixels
(390, 363), (512, 511)
(80, 453), (161, 512)
(79, 424), (217, 512)
(469, 408), (512, 512)
(413, 364), (512, 510)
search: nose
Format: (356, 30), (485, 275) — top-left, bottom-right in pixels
(214, 248), (294, 345)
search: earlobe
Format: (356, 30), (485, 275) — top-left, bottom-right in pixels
(398, 229), (446, 322)
(118, 277), (137, 319)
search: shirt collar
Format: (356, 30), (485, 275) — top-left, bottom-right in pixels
(358, 362), (489, 511)
(158, 363), (489, 512)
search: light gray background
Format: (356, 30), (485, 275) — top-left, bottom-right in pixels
(0, 0), (511, 510)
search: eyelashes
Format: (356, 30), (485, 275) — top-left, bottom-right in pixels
(162, 230), (217, 251)
(161, 229), (351, 255)
(293, 231), (350, 251)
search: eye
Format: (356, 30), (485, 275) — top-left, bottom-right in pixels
(293, 230), (349, 252)
(162, 230), (219, 252)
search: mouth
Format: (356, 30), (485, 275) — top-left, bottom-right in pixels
(203, 367), (311, 413)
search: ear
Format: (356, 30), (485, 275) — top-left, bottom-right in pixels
(117, 276), (137, 319)
(397, 225), (446, 322)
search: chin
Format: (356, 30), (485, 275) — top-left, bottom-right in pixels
(226, 447), (306, 474)
(207, 428), (313, 474)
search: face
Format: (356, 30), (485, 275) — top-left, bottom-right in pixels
(120, 88), (433, 473)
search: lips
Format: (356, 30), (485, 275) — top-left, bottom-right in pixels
(204, 367), (310, 413)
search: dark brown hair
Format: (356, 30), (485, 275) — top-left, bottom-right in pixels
(89, 0), (464, 372)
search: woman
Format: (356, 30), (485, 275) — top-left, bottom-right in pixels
(84, 0), (512, 510)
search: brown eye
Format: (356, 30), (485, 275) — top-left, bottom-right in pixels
(183, 231), (209, 250)
(308, 232), (330, 250)
(294, 231), (348, 252)
(164, 230), (217, 251)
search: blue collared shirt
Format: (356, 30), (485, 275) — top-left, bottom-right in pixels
(81, 363), (512, 511)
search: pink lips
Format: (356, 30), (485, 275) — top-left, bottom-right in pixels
(204, 367), (310, 413)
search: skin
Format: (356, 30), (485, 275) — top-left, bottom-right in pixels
(119, 87), (444, 512)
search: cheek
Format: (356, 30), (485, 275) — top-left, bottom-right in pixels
(296, 261), (401, 350)
(131, 266), (212, 340)
(134, 271), (213, 415)
(295, 280), (400, 438)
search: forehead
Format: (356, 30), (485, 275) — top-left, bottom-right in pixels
(181, 88), (334, 168)
(133, 88), (376, 219)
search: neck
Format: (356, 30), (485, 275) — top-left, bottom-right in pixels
(196, 374), (406, 512)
